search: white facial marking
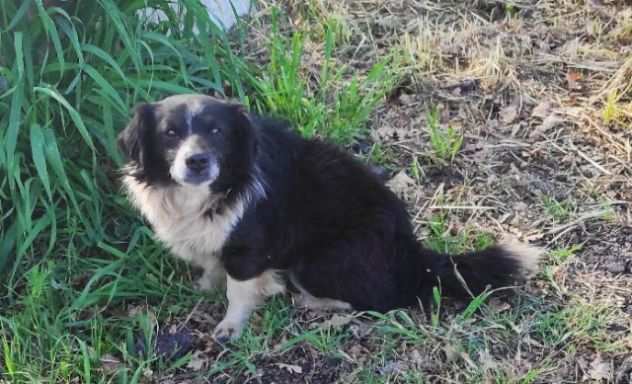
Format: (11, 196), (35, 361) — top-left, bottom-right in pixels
(185, 98), (206, 132)
(169, 136), (218, 186)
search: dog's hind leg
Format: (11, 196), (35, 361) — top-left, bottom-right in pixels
(290, 274), (352, 311)
(213, 270), (285, 342)
(294, 291), (352, 311)
(290, 231), (409, 312)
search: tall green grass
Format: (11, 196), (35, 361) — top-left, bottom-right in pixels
(0, 0), (251, 296)
(0, 1), (252, 381)
(255, 11), (400, 144)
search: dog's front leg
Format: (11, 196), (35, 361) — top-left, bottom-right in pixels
(213, 270), (285, 343)
(194, 255), (226, 291)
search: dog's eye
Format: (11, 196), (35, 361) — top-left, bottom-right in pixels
(165, 129), (177, 137)
(211, 127), (221, 134)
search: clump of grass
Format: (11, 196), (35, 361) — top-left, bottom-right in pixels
(424, 214), (495, 255)
(532, 301), (619, 351)
(426, 107), (463, 164)
(409, 156), (424, 183)
(398, 19), (444, 76)
(609, 9), (632, 44)
(255, 9), (400, 145)
(601, 89), (632, 125)
(548, 245), (582, 266)
(602, 89), (623, 124)
(541, 196), (574, 223)
(288, 1), (351, 44)
(542, 245), (582, 295)
(367, 143), (388, 164)
(366, 290), (617, 383)
(0, 0), (251, 286)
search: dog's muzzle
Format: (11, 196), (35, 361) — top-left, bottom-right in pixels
(170, 137), (219, 186)
(183, 152), (218, 184)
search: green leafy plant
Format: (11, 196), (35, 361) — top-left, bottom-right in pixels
(426, 107), (463, 163)
(424, 214), (494, 255)
(541, 195), (574, 223)
(255, 8), (400, 144)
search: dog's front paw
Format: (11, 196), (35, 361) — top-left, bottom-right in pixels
(213, 319), (244, 343)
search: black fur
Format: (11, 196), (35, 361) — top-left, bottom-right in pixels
(120, 98), (532, 312)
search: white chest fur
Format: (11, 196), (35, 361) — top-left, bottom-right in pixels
(122, 175), (245, 266)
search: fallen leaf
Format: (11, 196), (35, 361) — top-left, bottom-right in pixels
(566, 70), (582, 90)
(143, 368), (154, 378)
(478, 349), (498, 371)
(318, 313), (354, 330)
(398, 93), (417, 105)
(386, 170), (415, 195)
(348, 344), (365, 359)
(186, 351), (207, 371)
(349, 320), (372, 339)
(275, 363), (303, 374)
(488, 297), (511, 312)
(377, 361), (406, 375)
(529, 115), (564, 138)
(409, 349), (426, 369)
(531, 101), (552, 119)
(500, 105), (519, 125)
(99, 354), (121, 373)
(443, 344), (460, 362)
(588, 355), (612, 381)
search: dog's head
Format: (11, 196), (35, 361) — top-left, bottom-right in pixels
(118, 94), (257, 191)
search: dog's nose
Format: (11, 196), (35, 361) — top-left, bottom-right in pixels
(185, 153), (210, 173)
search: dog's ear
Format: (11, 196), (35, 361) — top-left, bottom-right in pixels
(223, 100), (247, 117)
(226, 102), (255, 128)
(118, 103), (155, 163)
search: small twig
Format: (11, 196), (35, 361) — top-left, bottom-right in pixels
(429, 205), (495, 210)
(544, 209), (612, 240)
(573, 146), (612, 175)
(178, 297), (204, 331)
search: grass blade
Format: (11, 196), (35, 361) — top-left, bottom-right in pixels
(35, 0), (66, 75)
(82, 43), (129, 83)
(29, 123), (52, 201)
(83, 64), (127, 114)
(34, 86), (95, 150)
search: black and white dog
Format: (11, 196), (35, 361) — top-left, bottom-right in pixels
(118, 94), (541, 342)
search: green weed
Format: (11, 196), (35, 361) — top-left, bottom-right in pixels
(548, 245), (582, 265)
(532, 302), (618, 351)
(426, 107), (463, 164)
(541, 196), (574, 223)
(255, 9), (400, 144)
(424, 214), (495, 255)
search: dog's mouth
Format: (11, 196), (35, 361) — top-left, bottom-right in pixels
(181, 162), (220, 186)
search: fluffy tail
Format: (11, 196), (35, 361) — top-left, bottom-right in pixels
(418, 238), (543, 304)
